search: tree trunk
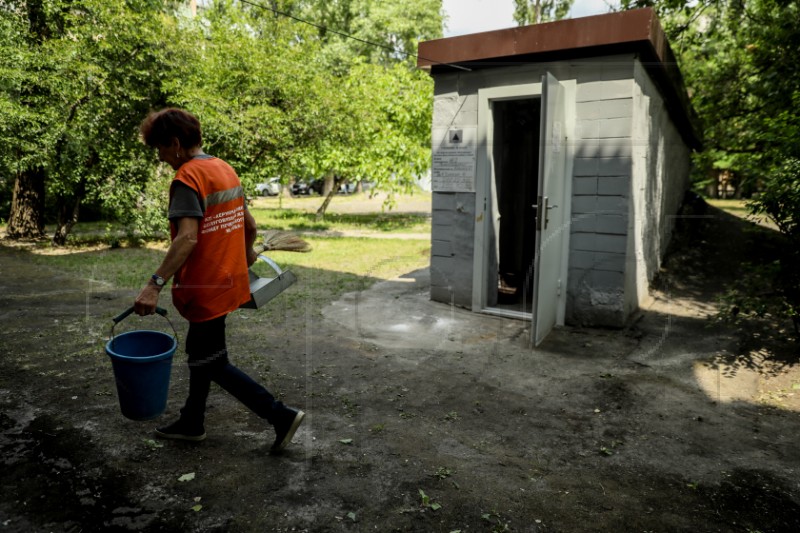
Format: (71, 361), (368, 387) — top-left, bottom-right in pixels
(322, 174), (335, 196)
(6, 168), (46, 240)
(52, 180), (85, 245)
(315, 175), (344, 221)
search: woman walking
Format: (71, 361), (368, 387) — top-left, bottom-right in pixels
(133, 108), (304, 452)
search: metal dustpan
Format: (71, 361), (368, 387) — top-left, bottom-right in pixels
(240, 255), (297, 309)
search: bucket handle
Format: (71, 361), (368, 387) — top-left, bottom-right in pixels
(110, 306), (178, 349)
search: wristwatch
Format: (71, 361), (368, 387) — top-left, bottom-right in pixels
(151, 274), (166, 288)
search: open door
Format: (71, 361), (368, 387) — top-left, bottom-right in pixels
(532, 73), (568, 346)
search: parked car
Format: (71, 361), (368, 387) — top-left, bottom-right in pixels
(255, 177), (280, 196)
(308, 178), (357, 195)
(291, 180), (312, 195)
(309, 178), (325, 196)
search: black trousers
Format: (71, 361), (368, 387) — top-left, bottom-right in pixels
(180, 314), (282, 426)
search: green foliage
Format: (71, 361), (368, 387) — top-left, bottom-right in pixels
(2, 0), (440, 240)
(0, 0), (181, 240)
(418, 489), (441, 511)
(274, 0), (440, 214)
(513, 0), (574, 25)
(749, 158), (800, 242)
(628, 0), (800, 329)
(248, 206), (431, 234)
(317, 62), (433, 201)
(745, 159), (800, 327)
(293, 0), (443, 67)
(167, 4), (326, 187)
(629, 0), (800, 195)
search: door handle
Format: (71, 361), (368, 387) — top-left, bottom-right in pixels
(543, 196), (549, 230)
(542, 197), (559, 230)
(535, 197), (559, 230)
(535, 195), (543, 230)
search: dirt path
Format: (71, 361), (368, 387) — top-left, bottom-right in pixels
(1, 204), (799, 532)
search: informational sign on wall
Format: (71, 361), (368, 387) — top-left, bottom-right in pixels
(431, 126), (477, 192)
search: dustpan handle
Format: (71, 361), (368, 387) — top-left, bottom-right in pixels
(257, 255), (284, 275)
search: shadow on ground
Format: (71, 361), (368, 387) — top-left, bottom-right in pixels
(1, 204), (800, 532)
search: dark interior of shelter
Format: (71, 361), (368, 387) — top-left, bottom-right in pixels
(490, 98), (541, 313)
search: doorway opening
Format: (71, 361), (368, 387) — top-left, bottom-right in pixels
(487, 97), (542, 315)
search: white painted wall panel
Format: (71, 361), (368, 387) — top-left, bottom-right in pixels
(598, 176), (628, 196)
(624, 59), (692, 317)
(576, 79), (633, 102)
(573, 177), (598, 195)
(575, 139), (632, 158)
(576, 99), (633, 120)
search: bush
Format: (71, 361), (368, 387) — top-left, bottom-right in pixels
(721, 159), (800, 334)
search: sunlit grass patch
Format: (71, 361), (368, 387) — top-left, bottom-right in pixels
(706, 198), (778, 230)
(19, 236), (430, 309)
(248, 208), (431, 234)
(706, 198), (750, 213)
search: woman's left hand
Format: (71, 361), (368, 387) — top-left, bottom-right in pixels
(247, 247), (259, 267)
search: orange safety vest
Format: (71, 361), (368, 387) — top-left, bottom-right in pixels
(169, 157), (250, 322)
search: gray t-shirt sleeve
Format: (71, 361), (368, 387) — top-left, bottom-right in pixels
(168, 182), (204, 221)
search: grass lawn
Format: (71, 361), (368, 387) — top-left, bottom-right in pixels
(248, 207), (431, 235)
(3, 193), (433, 318)
(11, 236), (429, 325)
(248, 191), (431, 234)
(706, 197), (778, 230)
(706, 198), (751, 213)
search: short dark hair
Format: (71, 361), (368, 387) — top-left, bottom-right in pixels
(140, 108), (202, 149)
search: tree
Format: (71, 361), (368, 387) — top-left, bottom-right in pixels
(1, 0), (57, 239)
(170, 1), (343, 193)
(279, 0), (442, 217)
(293, 0), (444, 67)
(48, 1), (185, 244)
(622, 0), (800, 326)
(618, 0), (799, 210)
(1, 0), (444, 236)
(513, 0), (574, 25)
(1, 0), (181, 243)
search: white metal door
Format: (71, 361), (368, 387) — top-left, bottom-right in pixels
(532, 73), (567, 346)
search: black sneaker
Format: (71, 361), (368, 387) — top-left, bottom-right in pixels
(271, 408), (305, 452)
(154, 419), (207, 442)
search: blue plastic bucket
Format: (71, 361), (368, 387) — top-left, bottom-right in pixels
(106, 308), (177, 421)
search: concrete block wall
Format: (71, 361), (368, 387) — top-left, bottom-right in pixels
(429, 74), (480, 308)
(566, 62), (634, 327)
(429, 62), (565, 310)
(625, 60), (692, 314)
(430, 58), (639, 316)
(428, 55), (690, 328)
(430, 192), (476, 308)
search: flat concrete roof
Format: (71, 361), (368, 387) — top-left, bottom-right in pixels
(417, 8), (701, 149)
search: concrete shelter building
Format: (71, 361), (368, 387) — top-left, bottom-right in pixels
(417, 8), (701, 345)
